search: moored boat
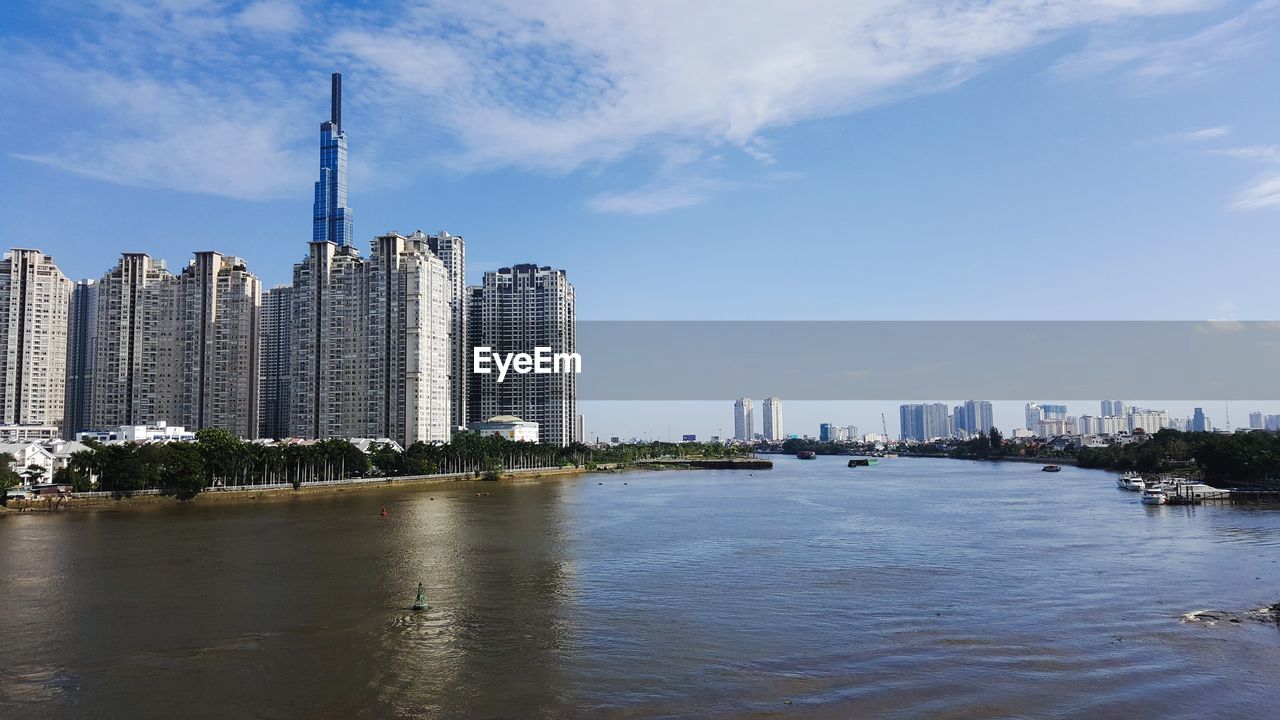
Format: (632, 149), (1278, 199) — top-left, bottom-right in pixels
(1122, 474), (1146, 491)
(796, 450), (816, 460)
(1140, 488), (1168, 505)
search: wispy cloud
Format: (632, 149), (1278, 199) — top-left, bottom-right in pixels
(1161, 126), (1232, 142)
(1050, 0), (1280, 85)
(0, 0), (1246, 209)
(1213, 144), (1280, 210)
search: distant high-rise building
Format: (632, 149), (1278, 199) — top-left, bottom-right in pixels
(0, 249), (73, 429)
(762, 397), (783, 441)
(1042, 404), (1067, 420)
(1129, 410), (1170, 434)
(819, 422), (836, 442)
(900, 403), (949, 441)
(420, 230), (467, 432)
(1249, 411), (1264, 430)
(259, 286), (293, 439)
(962, 400), (994, 435)
(952, 404), (966, 433)
(733, 398), (753, 441)
(1266, 415), (1280, 432)
(1102, 400), (1125, 417)
(64, 279), (98, 436)
(1191, 407), (1211, 432)
(313, 72), (353, 248)
(467, 264), (576, 446)
(1024, 403), (1044, 431)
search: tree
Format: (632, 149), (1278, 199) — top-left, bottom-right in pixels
(988, 427), (1003, 452)
(0, 464), (19, 505)
(163, 443), (208, 495)
(23, 463), (47, 485)
(53, 466), (93, 492)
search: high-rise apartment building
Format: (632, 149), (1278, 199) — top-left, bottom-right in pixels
(314, 72), (353, 248)
(733, 397), (753, 441)
(90, 253), (177, 429)
(1191, 407), (1211, 432)
(368, 232), (452, 445)
(960, 400), (994, 435)
(0, 249), (73, 428)
(900, 403), (949, 441)
(467, 264), (576, 446)
(1101, 400), (1125, 417)
(1249, 411), (1264, 430)
(259, 285), (293, 439)
(419, 230), (467, 432)
(175, 252), (260, 438)
(762, 396), (783, 441)
(289, 242), (370, 440)
(89, 252), (261, 436)
(64, 279), (97, 436)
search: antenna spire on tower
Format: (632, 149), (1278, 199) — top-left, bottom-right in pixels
(331, 71), (342, 131)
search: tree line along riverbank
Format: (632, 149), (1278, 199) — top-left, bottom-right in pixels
(0, 430), (756, 507)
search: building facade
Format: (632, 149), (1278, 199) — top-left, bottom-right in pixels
(0, 249), (73, 428)
(64, 279), (97, 436)
(420, 230), (467, 433)
(900, 403), (949, 441)
(368, 232), (452, 446)
(467, 264), (576, 446)
(762, 396), (783, 441)
(733, 397), (753, 441)
(175, 252), (261, 438)
(259, 285), (293, 439)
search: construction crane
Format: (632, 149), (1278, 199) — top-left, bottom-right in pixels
(881, 413), (889, 440)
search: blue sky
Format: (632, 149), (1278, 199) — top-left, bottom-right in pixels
(3, 1), (1279, 438)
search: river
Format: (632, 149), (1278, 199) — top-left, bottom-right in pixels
(2, 457), (1278, 719)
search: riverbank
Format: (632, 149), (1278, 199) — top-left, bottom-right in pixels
(3, 465), (594, 513)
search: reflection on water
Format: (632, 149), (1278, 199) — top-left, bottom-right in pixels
(1, 458), (1278, 719)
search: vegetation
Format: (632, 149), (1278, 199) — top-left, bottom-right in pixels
(0, 465), (18, 505)
(56, 431), (754, 498)
(1078, 429), (1280, 485)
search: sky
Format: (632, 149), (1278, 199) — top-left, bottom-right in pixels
(2, 1), (1279, 439)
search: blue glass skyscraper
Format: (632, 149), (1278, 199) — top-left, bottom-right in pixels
(313, 72), (353, 247)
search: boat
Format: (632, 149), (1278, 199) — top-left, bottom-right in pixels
(796, 451), (816, 460)
(848, 458), (871, 467)
(1122, 474), (1146, 491)
(412, 582), (429, 612)
(1041, 465), (1062, 472)
(1140, 488), (1168, 505)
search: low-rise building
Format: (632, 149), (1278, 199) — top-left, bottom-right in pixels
(2, 442), (56, 487)
(0, 425), (60, 443)
(467, 415), (539, 443)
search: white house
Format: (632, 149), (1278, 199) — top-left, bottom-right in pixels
(1, 443), (56, 487)
(467, 416), (540, 443)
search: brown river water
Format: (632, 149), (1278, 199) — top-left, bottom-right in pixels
(2, 456), (1278, 719)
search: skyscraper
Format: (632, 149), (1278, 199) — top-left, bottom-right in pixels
(899, 403), (950, 441)
(420, 230), (467, 432)
(1250, 411), (1264, 430)
(175, 252), (261, 438)
(289, 241), (370, 439)
(64, 279), (97, 436)
(1025, 403), (1044, 431)
(733, 397), (753, 441)
(258, 285), (293, 439)
(762, 396), (783, 441)
(1191, 407), (1211, 432)
(368, 232), (452, 446)
(1101, 400), (1125, 417)
(91, 253), (178, 429)
(467, 264), (576, 446)
(961, 400), (994, 435)
(0, 249), (72, 428)
(313, 72), (353, 248)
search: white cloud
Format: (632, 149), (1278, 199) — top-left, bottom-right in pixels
(236, 0), (305, 33)
(1214, 144), (1280, 210)
(1050, 0), (1279, 84)
(1162, 126), (1232, 142)
(1, 0), (1252, 208)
